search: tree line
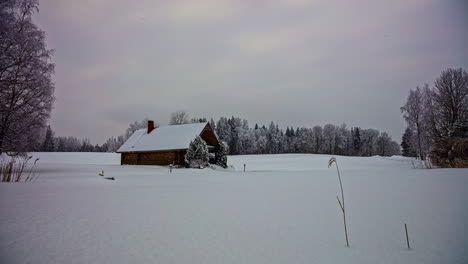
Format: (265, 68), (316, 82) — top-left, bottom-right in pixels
(212, 118), (400, 157)
(39, 112), (400, 157)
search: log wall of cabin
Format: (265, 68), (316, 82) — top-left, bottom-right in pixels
(121, 150), (187, 166)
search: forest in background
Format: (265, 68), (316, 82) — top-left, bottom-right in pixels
(39, 114), (401, 157)
(2, 1), (466, 165)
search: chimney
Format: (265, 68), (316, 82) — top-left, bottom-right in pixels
(147, 120), (155, 134)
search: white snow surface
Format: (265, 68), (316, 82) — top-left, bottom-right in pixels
(117, 122), (209, 152)
(1, 153), (467, 264)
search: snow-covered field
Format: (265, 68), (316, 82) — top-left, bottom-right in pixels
(1, 153), (467, 264)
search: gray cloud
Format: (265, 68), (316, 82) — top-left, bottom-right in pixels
(35, 0), (468, 143)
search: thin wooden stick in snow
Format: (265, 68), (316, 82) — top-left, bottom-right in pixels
(405, 223), (411, 249)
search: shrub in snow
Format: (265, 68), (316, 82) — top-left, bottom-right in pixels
(185, 136), (209, 168)
(215, 142), (228, 168)
(430, 138), (468, 168)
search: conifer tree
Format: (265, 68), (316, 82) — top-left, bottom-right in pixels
(353, 127), (361, 155)
(215, 142), (228, 168)
(401, 127), (416, 157)
(41, 126), (55, 152)
(185, 136), (209, 168)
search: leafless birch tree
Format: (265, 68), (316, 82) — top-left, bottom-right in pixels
(0, 0), (55, 154)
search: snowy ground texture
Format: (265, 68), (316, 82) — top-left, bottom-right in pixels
(1, 153), (467, 264)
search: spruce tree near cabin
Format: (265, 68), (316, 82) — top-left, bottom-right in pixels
(185, 136), (209, 168)
(215, 142), (228, 168)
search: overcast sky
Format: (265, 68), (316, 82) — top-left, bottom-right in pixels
(34, 0), (468, 144)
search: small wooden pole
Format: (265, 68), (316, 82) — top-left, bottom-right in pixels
(405, 223), (410, 249)
(244, 164), (246, 172)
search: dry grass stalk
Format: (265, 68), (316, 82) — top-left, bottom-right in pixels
(1, 156), (40, 182)
(328, 157), (350, 247)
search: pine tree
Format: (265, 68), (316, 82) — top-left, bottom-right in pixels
(210, 118), (216, 131)
(80, 138), (93, 152)
(57, 137), (65, 152)
(215, 142), (228, 168)
(41, 126), (55, 152)
(353, 127), (361, 155)
(185, 136), (209, 168)
(401, 127), (416, 157)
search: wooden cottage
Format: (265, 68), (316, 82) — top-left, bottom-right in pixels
(117, 121), (219, 166)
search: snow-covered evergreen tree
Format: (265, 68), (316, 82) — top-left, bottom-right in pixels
(190, 117), (207, 123)
(215, 142), (228, 168)
(40, 125), (55, 152)
(185, 136), (209, 168)
(401, 127), (417, 157)
(352, 127), (361, 156)
(216, 117), (231, 150)
(56, 137), (66, 152)
(209, 118), (216, 131)
(80, 138), (94, 152)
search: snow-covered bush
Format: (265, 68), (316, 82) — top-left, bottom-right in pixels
(185, 136), (209, 168)
(215, 142), (228, 168)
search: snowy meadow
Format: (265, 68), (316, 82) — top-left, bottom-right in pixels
(0, 153), (467, 264)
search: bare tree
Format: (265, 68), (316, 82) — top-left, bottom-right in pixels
(169, 111), (189, 125)
(376, 132), (392, 156)
(360, 128), (379, 156)
(0, 0), (55, 154)
(432, 68), (468, 137)
(124, 118), (157, 139)
(422, 84), (442, 142)
(401, 87), (425, 160)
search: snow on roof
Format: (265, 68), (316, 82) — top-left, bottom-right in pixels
(117, 122), (210, 153)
